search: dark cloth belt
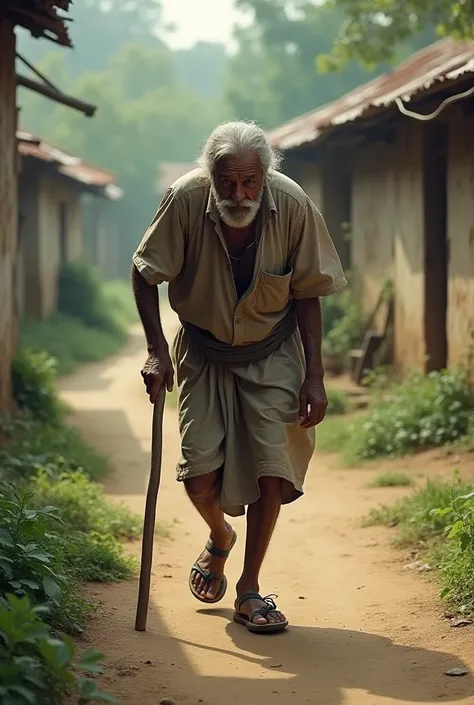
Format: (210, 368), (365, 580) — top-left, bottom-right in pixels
(180, 305), (297, 365)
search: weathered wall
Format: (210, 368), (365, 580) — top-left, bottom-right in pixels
(447, 111), (474, 366)
(36, 175), (83, 318)
(298, 161), (323, 211)
(351, 140), (396, 316)
(393, 122), (426, 371)
(0, 22), (18, 412)
(18, 169), (41, 317)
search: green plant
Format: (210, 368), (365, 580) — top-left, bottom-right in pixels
(352, 369), (474, 461)
(0, 486), (65, 607)
(322, 289), (363, 360)
(368, 471), (413, 488)
(11, 350), (62, 424)
(30, 470), (141, 540)
(65, 532), (136, 583)
(326, 387), (349, 415)
(58, 262), (120, 335)
(365, 475), (473, 546)
(0, 593), (115, 704)
(0, 415), (108, 483)
(21, 314), (126, 377)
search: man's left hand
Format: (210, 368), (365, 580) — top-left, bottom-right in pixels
(298, 376), (328, 428)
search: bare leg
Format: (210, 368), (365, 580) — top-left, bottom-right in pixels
(235, 476), (286, 625)
(185, 470), (234, 601)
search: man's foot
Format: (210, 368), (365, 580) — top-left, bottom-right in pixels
(189, 523), (236, 603)
(234, 591), (288, 633)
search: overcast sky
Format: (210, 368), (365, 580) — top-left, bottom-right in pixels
(161, 0), (246, 49)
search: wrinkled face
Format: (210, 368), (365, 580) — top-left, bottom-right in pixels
(212, 152), (265, 229)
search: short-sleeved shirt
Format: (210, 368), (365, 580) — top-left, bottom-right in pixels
(133, 168), (347, 346)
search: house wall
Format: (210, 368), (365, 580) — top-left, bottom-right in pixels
(298, 161), (323, 209)
(351, 141), (396, 316)
(392, 121), (426, 371)
(447, 111), (474, 366)
(18, 169), (41, 317)
(0, 21), (18, 412)
(35, 175), (83, 319)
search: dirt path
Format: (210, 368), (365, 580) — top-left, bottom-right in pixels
(60, 313), (474, 705)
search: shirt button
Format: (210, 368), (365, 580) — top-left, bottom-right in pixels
(236, 318), (241, 324)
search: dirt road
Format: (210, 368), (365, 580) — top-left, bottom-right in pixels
(60, 312), (474, 705)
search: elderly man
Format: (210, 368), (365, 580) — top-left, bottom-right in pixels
(131, 121), (346, 633)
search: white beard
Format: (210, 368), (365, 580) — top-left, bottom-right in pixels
(212, 185), (263, 229)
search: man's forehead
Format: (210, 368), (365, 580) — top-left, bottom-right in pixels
(215, 152), (261, 175)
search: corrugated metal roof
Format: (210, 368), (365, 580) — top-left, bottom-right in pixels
(269, 39), (474, 151)
(1, 0), (73, 47)
(17, 130), (123, 200)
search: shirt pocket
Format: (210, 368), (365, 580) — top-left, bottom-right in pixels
(255, 265), (293, 315)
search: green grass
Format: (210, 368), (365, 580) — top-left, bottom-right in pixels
(20, 313), (127, 376)
(364, 474), (474, 614)
(326, 387), (349, 415)
(364, 475), (472, 546)
(20, 277), (137, 377)
(368, 471), (414, 488)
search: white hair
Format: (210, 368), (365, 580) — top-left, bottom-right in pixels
(197, 120), (282, 176)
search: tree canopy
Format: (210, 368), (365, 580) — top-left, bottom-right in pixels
(319, 0), (474, 69)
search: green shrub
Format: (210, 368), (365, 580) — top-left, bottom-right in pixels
(351, 369), (474, 461)
(11, 350), (62, 424)
(58, 262), (120, 334)
(103, 280), (138, 328)
(365, 475), (473, 546)
(0, 415), (108, 483)
(365, 475), (474, 614)
(30, 470), (141, 540)
(64, 532), (135, 583)
(21, 314), (126, 377)
(368, 471), (413, 488)
(322, 294), (363, 359)
(326, 387), (349, 415)
(0, 594), (115, 705)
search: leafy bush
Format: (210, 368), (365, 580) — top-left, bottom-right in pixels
(351, 369), (474, 461)
(58, 262), (120, 334)
(326, 387), (349, 415)
(102, 280), (138, 329)
(30, 470), (141, 540)
(322, 294), (363, 359)
(11, 350), (62, 424)
(64, 532), (135, 583)
(366, 475), (474, 614)
(0, 594), (115, 705)
(365, 475), (473, 546)
(21, 314), (126, 377)
(0, 415), (108, 483)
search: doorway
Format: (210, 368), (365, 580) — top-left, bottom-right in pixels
(423, 123), (448, 372)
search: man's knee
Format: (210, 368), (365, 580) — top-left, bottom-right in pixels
(184, 471), (221, 501)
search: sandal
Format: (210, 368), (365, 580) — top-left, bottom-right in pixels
(233, 593), (289, 633)
(189, 530), (237, 604)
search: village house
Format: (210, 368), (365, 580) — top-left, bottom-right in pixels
(269, 39), (474, 376)
(17, 130), (123, 319)
(0, 0), (97, 411)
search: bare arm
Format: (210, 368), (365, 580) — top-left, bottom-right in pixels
(131, 264), (174, 402)
(295, 297), (328, 428)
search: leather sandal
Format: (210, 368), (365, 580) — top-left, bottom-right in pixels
(233, 593), (289, 633)
(189, 530), (237, 604)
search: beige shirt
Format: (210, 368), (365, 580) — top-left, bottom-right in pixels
(133, 168), (347, 346)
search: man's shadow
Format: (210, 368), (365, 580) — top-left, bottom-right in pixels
(181, 608), (473, 704)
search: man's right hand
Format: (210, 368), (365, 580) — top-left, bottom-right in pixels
(141, 350), (174, 404)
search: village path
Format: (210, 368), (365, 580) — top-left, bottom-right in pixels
(59, 305), (474, 705)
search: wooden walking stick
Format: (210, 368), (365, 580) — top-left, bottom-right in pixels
(135, 383), (166, 631)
